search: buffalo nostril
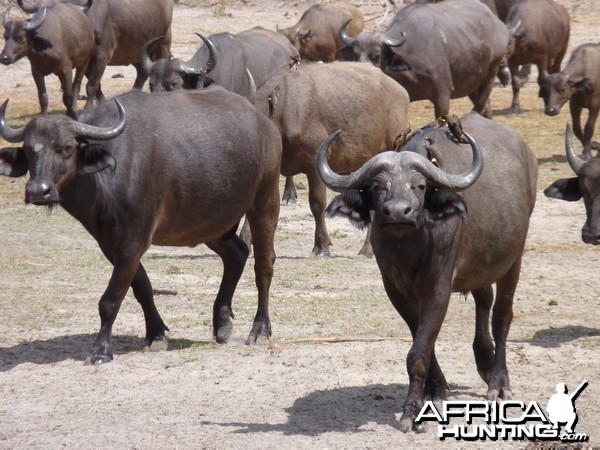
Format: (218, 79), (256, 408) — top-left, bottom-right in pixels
(43, 186), (53, 199)
(404, 206), (412, 216)
(383, 206), (391, 216)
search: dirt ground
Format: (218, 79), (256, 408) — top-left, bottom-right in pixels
(0, 0), (599, 448)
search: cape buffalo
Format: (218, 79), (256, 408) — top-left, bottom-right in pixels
(0, 1), (94, 119)
(255, 61), (410, 257)
(317, 113), (538, 432)
(340, 0), (509, 119)
(545, 125), (600, 245)
(541, 43), (600, 161)
(141, 27), (299, 100)
(141, 27), (300, 204)
(276, 2), (363, 62)
(83, 0), (173, 109)
(505, 0), (570, 115)
(0, 87), (282, 364)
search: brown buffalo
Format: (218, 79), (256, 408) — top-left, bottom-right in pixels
(505, 0), (570, 115)
(0, 1), (94, 119)
(541, 43), (600, 161)
(277, 2), (363, 62)
(317, 113), (538, 432)
(255, 61), (409, 256)
(83, 0), (173, 109)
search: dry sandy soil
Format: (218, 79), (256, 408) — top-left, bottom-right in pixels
(0, 0), (599, 448)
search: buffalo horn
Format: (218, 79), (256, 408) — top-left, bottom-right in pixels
(80, 0), (93, 12)
(382, 32), (406, 48)
(316, 130), (394, 192)
(246, 68), (256, 104)
(16, 0), (36, 13)
(72, 99), (127, 141)
(565, 123), (586, 174)
(0, 100), (25, 143)
(140, 35), (166, 76)
(23, 6), (46, 31)
(181, 33), (217, 76)
(317, 129), (483, 192)
(3, 6), (12, 27)
(338, 19), (356, 46)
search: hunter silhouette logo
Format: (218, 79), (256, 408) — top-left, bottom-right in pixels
(546, 380), (588, 435)
(415, 380), (590, 442)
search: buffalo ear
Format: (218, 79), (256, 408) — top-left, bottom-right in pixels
(424, 188), (468, 222)
(78, 142), (116, 175)
(0, 147), (28, 177)
(572, 77), (594, 93)
(31, 36), (52, 52)
(544, 177), (582, 201)
(326, 189), (372, 230)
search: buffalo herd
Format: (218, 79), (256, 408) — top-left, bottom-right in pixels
(0, 0), (597, 435)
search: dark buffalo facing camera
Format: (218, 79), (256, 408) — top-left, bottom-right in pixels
(317, 113), (538, 432)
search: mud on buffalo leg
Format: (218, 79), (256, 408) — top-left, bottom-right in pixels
(245, 169), (279, 344)
(206, 235), (250, 344)
(472, 286), (495, 383)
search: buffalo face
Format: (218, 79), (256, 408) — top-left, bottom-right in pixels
(1, 6), (47, 65)
(541, 73), (573, 116)
(544, 124), (600, 245)
(317, 127), (482, 240)
(0, 99), (127, 205)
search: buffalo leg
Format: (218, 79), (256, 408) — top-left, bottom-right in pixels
(306, 170), (332, 257)
(206, 235), (250, 343)
(86, 245), (147, 365)
(508, 61), (523, 115)
(31, 69), (48, 115)
(245, 169), (279, 344)
(282, 175), (297, 205)
(357, 221), (374, 258)
(472, 286), (495, 383)
(57, 65), (77, 120)
(131, 263), (170, 350)
(486, 257), (522, 401)
(582, 107), (599, 160)
(71, 67), (86, 115)
(132, 63), (149, 90)
(381, 274), (448, 433)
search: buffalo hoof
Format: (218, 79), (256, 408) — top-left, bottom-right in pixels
(398, 414), (425, 433)
(311, 247), (330, 258)
(215, 320), (233, 344)
(245, 320), (271, 345)
(282, 195), (297, 205)
(486, 386), (513, 401)
(84, 353), (112, 366)
(144, 335), (168, 352)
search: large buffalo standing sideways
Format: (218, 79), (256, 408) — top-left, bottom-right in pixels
(277, 2), (363, 62)
(142, 27), (299, 99)
(142, 27), (300, 203)
(545, 125), (600, 245)
(317, 113), (538, 432)
(0, 88), (282, 364)
(505, 0), (570, 115)
(542, 43), (600, 161)
(0, 1), (94, 119)
(255, 61), (410, 257)
(340, 0), (509, 118)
